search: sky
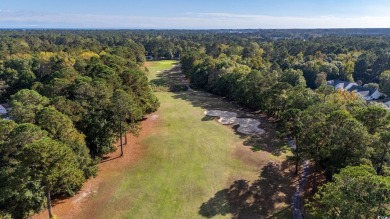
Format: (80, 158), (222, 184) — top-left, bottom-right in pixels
(0, 0), (390, 29)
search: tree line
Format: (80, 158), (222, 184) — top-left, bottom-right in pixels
(0, 32), (158, 218)
(0, 29), (390, 218)
(180, 39), (390, 217)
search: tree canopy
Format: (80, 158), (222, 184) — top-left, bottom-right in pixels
(1, 29), (390, 218)
(307, 165), (390, 218)
(0, 30), (158, 218)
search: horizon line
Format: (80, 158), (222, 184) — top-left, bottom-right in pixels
(1, 27), (390, 30)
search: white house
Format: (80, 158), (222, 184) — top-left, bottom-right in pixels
(344, 82), (358, 90)
(356, 90), (370, 99)
(328, 80), (358, 91)
(385, 101), (390, 108)
(334, 82), (345, 90)
(370, 90), (384, 100)
(0, 104), (7, 115)
(327, 80), (385, 101)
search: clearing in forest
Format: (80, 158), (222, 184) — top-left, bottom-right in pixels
(34, 60), (295, 219)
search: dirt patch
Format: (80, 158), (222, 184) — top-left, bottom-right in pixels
(31, 110), (160, 219)
(234, 141), (272, 170)
(144, 62), (152, 68)
(148, 114), (159, 120)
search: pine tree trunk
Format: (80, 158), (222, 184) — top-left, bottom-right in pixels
(312, 159), (318, 194)
(294, 142), (299, 175)
(377, 148), (388, 175)
(46, 186), (53, 219)
(343, 144), (350, 165)
(120, 118), (123, 157)
(125, 132), (128, 145)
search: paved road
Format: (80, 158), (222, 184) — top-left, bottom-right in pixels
(288, 138), (309, 219)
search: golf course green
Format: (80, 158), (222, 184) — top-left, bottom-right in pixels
(74, 60), (292, 219)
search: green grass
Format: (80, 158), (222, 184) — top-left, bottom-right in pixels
(83, 61), (291, 219)
(105, 93), (254, 219)
(92, 61), (256, 219)
(146, 60), (177, 81)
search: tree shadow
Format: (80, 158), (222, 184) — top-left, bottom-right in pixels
(159, 65), (289, 156)
(150, 66), (188, 92)
(150, 77), (170, 87)
(243, 134), (288, 157)
(149, 70), (171, 88)
(172, 91), (288, 156)
(199, 162), (296, 219)
(172, 91), (245, 114)
(101, 154), (122, 163)
(154, 64), (296, 218)
(202, 115), (215, 121)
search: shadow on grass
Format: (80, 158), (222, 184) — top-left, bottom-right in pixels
(242, 133), (289, 156)
(201, 115), (215, 121)
(149, 70), (171, 92)
(175, 91), (287, 156)
(199, 162), (295, 219)
(150, 66), (188, 92)
(101, 155), (122, 163)
(156, 64), (289, 156)
(173, 91), (245, 113)
(154, 63), (297, 218)
(150, 77), (170, 87)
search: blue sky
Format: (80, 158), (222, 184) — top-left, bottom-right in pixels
(0, 0), (390, 28)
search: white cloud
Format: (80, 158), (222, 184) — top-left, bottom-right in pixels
(0, 10), (389, 29)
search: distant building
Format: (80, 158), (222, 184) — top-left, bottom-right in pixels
(327, 80), (385, 101)
(385, 100), (390, 108)
(0, 104), (7, 115)
(0, 103), (11, 120)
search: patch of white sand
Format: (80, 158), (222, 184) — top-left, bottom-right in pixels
(235, 118), (265, 135)
(218, 117), (237, 125)
(204, 110), (237, 125)
(204, 110), (265, 135)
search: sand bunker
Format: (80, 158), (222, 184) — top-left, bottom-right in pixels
(235, 118), (265, 135)
(204, 110), (265, 135)
(204, 110), (238, 125)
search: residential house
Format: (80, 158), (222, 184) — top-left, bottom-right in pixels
(385, 100), (390, 108)
(327, 80), (385, 101)
(0, 104), (6, 115)
(0, 103), (11, 120)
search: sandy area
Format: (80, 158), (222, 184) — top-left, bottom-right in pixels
(204, 110), (265, 135)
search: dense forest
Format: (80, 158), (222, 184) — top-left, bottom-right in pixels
(0, 29), (389, 218)
(177, 30), (390, 217)
(0, 30), (159, 218)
